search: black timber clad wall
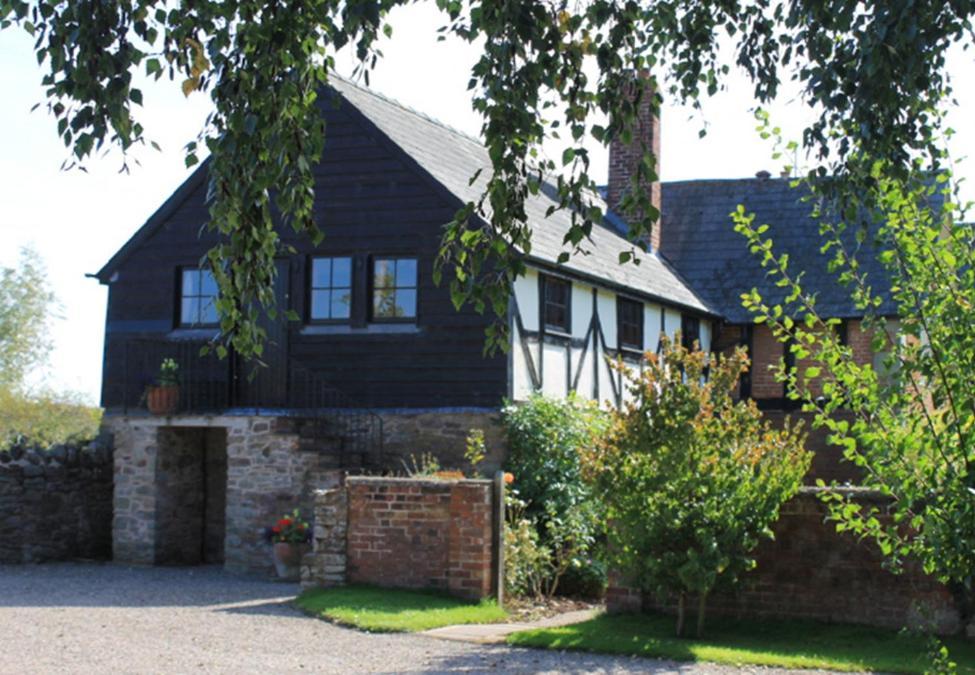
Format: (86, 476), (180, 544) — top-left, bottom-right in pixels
(101, 98), (505, 409)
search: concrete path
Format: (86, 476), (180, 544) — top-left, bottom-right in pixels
(422, 608), (600, 644)
(0, 562), (838, 674)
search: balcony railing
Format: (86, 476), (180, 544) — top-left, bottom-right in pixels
(119, 337), (383, 466)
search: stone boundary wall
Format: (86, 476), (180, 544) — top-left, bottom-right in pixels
(302, 476), (499, 600)
(606, 488), (965, 635)
(0, 440), (113, 563)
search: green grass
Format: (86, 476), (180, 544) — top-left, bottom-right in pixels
(295, 585), (507, 632)
(507, 612), (975, 673)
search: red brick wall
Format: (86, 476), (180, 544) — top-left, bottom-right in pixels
(750, 324), (784, 399)
(310, 477), (496, 600)
(606, 72), (662, 252)
(606, 489), (962, 634)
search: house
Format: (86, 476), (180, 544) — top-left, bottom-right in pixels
(94, 75), (889, 574)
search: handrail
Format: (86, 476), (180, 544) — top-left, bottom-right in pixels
(119, 337), (384, 467)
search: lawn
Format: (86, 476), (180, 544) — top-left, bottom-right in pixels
(295, 585), (507, 632)
(507, 612), (975, 673)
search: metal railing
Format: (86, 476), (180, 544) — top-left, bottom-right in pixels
(120, 337), (383, 466)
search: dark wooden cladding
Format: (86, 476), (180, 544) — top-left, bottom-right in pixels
(100, 93), (506, 410)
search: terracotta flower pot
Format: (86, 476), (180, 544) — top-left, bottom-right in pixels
(146, 385), (179, 415)
(272, 542), (309, 581)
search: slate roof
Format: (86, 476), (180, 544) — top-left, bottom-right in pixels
(329, 76), (713, 315)
(661, 177), (906, 323)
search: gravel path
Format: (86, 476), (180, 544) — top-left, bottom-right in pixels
(0, 563), (830, 674)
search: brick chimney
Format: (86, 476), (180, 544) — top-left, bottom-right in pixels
(606, 71), (662, 251)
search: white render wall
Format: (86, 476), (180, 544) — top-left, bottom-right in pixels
(510, 265), (713, 407)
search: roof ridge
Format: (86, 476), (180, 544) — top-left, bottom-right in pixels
(662, 176), (793, 186)
(329, 72), (485, 148)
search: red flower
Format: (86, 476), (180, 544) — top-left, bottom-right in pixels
(271, 526), (281, 534)
(277, 518), (292, 528)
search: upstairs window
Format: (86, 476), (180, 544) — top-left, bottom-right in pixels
(681, 315), (700, 351)
(617, 297), (644, 351)
(372, 257), (417, 320)
(541, 274), (571, 333)
(180, 268), (219, 327)
(310, 257), (352, 321)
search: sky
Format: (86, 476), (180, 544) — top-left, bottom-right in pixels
(1, 3), (973, 403)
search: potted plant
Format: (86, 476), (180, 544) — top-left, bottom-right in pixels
(265, 509), (311, 581)
(146, 358), (180, 415)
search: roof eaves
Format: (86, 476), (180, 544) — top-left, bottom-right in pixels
(94, 159), (210, 283)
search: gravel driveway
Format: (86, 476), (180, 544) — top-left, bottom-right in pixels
(0, 563), (826, 674)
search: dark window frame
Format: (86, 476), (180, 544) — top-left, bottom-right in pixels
(617, 296), (644, 352)
(307, 255), (354, 324)
(370, 255), (419, 323)
(177, 266), (219, 328)
(681, 315), (701, 351)
(539, 273), (572, 335)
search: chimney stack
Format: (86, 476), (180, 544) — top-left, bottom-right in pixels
(606, 71), (662, 252)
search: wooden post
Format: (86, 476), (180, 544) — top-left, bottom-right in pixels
(491, 470), (506, 607)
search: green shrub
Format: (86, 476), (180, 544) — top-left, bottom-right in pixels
(583, 338), (810, 637)
(558, 556), (608, 600)
(503, 490), (554, 598)
(501, 393), (609, 599)
(0, 387), (102, 448)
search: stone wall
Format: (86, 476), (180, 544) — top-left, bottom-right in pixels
(377, 409), (505, 474)
(0, 440), (113, 563)
(302, 476), (499, 600)
(105, 415), (344, 575)
(606, 488), (964, 635)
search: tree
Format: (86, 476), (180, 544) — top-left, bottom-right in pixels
(1, 0), (971, 356)
(735, 164), (975, 634)
(582, 338), (810, 636)
(0, 247), (56, 391)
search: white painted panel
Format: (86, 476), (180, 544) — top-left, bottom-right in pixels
(514, 268), (539, 332)
(541, 342), (569, 398)
(511, 323), (535, 401)
(596, 289), (617, 348)
(571, 280), (592, 337)
(597, 352), (618, 407)
(573, 346), (594, 400)
(645, 303), (663, 352)
(700, 320), (713, 353)
(620, 358), (640, 406)
(664, 308), (682, 340)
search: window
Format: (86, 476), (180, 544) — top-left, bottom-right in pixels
(541, 275), (571, 333)
(372, 257), (417, 319)
(180, 268), (219, 326)
(310, 257), (352, 321)
(617, 297), (644, 350)
(681, 315), (700, 350)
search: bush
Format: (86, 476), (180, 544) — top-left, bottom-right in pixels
(501, 393), (609, 599)
(583, 338), (810, 636)
(0, 387), (102, 448)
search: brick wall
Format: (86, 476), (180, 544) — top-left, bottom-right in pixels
(606, 72), (662, 252)
(750, 324), (785, 399)
(606, 488), (964, 634)
(302, 476), (498, 600)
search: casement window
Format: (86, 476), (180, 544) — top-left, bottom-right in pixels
(617, 297), (644, 351)
(540, 274), (571, 334)
(310, 257), (352, 321)
(179, 268), (219, 327)
(681, 315), (700, 351)
(372, 257), (417, 320)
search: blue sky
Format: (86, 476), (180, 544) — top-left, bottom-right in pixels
(1, 4), (972, 402)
